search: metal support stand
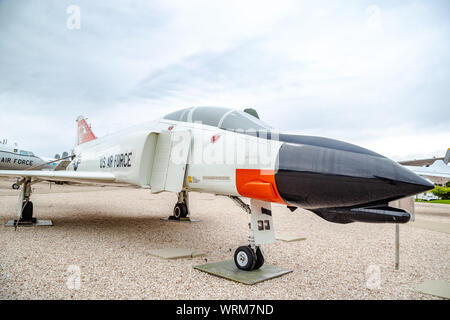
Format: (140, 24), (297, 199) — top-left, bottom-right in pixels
(395, 224), (399, 270)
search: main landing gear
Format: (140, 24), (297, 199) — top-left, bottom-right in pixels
(13, 178), (36, 227)
(229, 197), (275, 271)
(170, 190), (190, 220)
(5, 178), (52, 228)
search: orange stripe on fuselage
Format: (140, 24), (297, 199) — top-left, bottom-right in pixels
(236, 169), (286, 204)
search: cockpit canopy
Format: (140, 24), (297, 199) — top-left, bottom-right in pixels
(19, 150), (34, 156)
(163, 106), (272, 132)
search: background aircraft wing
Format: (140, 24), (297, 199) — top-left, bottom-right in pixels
(405, 166), (450, 179)
(0, 170), (116, 184)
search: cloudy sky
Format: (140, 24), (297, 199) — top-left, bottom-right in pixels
(0, 0), (448, 160)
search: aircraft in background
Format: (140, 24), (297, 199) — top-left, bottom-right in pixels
(0, 140), (72, 178)
(400, 149), (450, 186)
(0, 108), (433, 271)
(0, 140), (53, 171)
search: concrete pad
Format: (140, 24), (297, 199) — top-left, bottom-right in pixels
(148, 247), (205, 260)
(415, 202), (450, 217)
(160, 217), (200, 223)
(5, 219), (53, 227)
(409, 220), (450, 234)
(194, 259), (292, 285)
(415, 280), (450, 299)
(276, 234), (306, 242)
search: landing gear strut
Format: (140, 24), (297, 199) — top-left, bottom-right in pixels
(170, 190), (190, 220)
(14, 178), (36, 227)
(230, 197), (274, 271)
(5, 178), (52, 228)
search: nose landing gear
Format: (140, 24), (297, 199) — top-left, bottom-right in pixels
(230, 197), (274, 271)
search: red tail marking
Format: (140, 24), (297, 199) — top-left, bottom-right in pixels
(77, 117), (96, 145)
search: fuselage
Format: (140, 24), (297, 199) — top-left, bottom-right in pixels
(67, 111), (434, 215)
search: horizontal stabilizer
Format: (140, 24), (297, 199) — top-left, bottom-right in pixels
(53, 160), (72, 171)
(312, 205), (410, 224)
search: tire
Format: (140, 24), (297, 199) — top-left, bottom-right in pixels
(21, 201), (33, 222)
(253, 247), (265, 270)
(234, 246), (256, 271)
(173, 202), (188, 219)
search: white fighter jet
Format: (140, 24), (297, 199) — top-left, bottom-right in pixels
(0, 107), (433, 271)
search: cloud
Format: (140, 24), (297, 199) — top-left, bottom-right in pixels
(0, 0), (448, 160)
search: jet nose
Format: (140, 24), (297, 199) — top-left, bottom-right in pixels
(274, 141), (435, 209)
(378, 163), (435, 195)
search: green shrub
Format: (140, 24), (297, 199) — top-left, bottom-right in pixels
(431, 186), (450, 200)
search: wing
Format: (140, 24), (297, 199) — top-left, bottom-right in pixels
(411, 169), (450, 179)
(407, 168), (450, 179)
(0, 170), (116, 184)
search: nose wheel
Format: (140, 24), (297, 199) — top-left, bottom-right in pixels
(234, 245), (265, 271)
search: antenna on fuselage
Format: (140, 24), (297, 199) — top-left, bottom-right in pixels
(243, 108), (260, 119)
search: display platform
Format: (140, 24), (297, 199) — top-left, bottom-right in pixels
(5, 219), (53, 227)
(148, 247), (205, 259)
(276, 234), (306, 242)
(194, 259), (292, 285)
(415, 280), (450, 299)
(409, 220), (450, 234)
(160, 217), (200, 223)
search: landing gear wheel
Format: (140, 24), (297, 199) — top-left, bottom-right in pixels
(21, 201), (34, 222)
(234, 246), (257, 271)
(173, 202), (188, 220)
(253, 247), (265, 270)
(12, 183), (19, 190)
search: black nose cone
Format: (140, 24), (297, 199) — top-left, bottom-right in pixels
(274, 139), (435, 209)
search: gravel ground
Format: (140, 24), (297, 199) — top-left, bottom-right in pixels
(0, 179), (449, 300)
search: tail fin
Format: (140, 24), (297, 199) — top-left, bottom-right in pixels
(444, 148), (450, 165)
(76, 116), (96, 145)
